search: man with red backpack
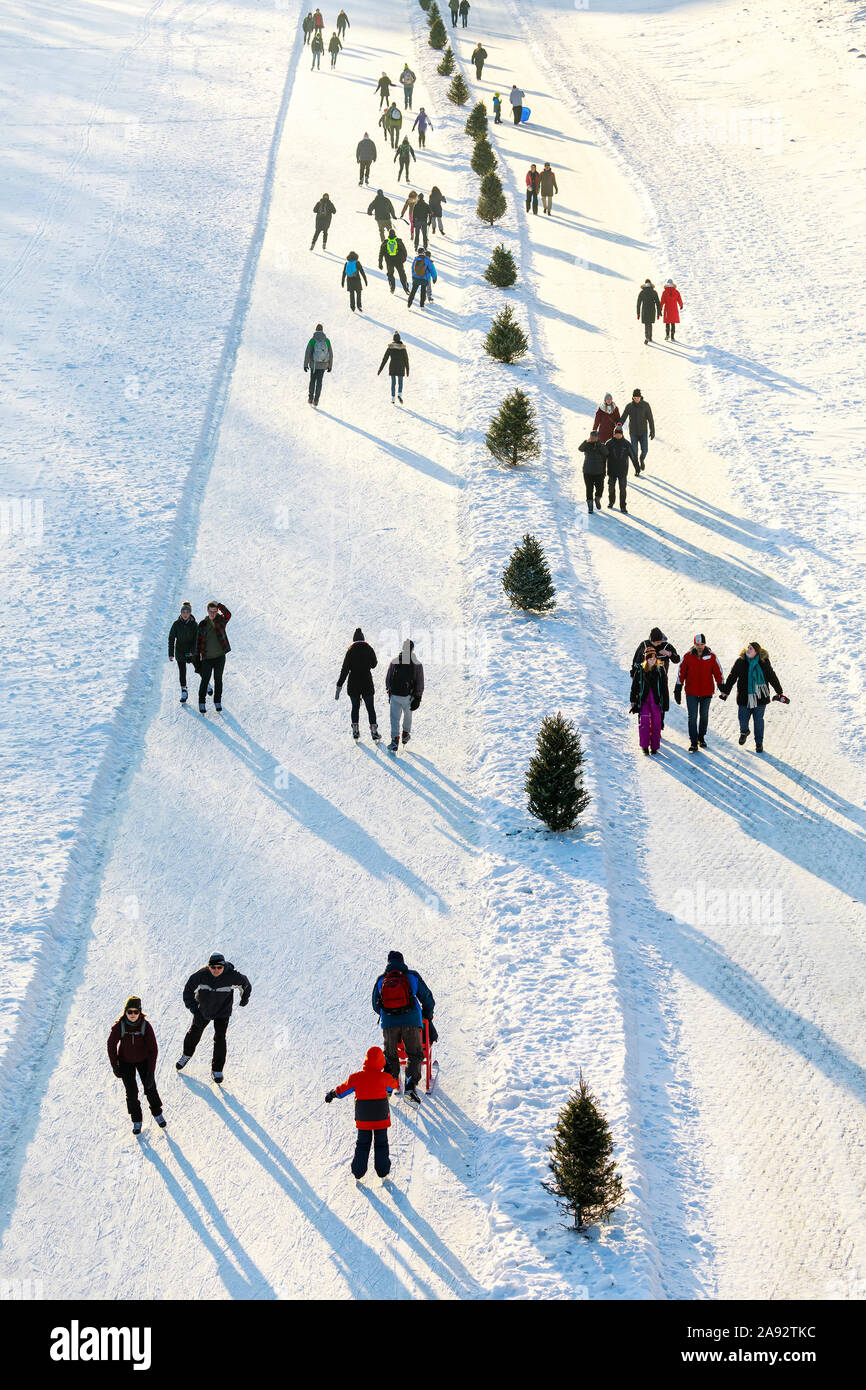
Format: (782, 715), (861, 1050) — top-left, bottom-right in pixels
(371, 950), (435, 1103)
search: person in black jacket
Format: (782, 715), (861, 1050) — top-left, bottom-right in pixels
(630, 627), (680, 728)
(378, 232), (409, 293)
(619, 388), (655, 470)
(459, 0), (470, 27)
(394, 136), (416, 182)
(367, 189), (396, 240)
(168, 601), (199, 703)
(335, 627), (380, 740)
(578, 430), (607, 513)
(411, 194), (430, 250)
(310, 193), (336, 250)
(471, 42), (487, 79)
(385, 639), (424, 752)
(718, 642), (788, 752)
(630, 648), (668, 755)
(336, 10), (349, 39)
(377, 331), (409, 402)
(428, 186), (446, 236)
(341, 251), (368, 311)
(194, 601), (231, 713)
(606, 423), (638, 512)
(176, 953), (251, 1083)
(636, 279), (661, 343)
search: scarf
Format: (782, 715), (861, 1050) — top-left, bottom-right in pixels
(747, 654), (770, 707)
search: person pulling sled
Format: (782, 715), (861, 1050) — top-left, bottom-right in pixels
(372, 950), (436, 1103)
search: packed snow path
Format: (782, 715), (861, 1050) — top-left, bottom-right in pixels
(2, 0), (865, 1300)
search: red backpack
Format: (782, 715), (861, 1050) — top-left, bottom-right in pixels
(379, 970), (415, 1014)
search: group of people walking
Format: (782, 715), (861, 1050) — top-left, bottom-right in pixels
(579, 388), (655, 513)
(167, 600), (232, 713)
(525, 162), (558, 215)
(335, 629), (424, 751)
(636, 278), (683, 344)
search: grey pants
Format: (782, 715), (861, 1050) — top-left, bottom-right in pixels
(390, 693), (413, 739)
(383, 1024), (423, 1089)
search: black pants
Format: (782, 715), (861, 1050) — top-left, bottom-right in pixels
(413, 220), (428, 249)
(383, 1024), (423, 1089)
(337, 24), (347, 38)
(526, 188), (538, 214)
(330, 51), (338, 67)
(417, 129), (426, 148)
(512, 105), (522, 124)
(407, 278), (427, 308)
(347, 280), (363, 310)
(176, 655), (197, 689)
(358, 160), (371, 184)
(311, 224), (329, 248)
(665, 322), (677, 340)
(643, 320), (654, 341)
(308, 368), (325, 404)
(352, 1128), (390, 1179)
(183, 1014), (229, 1070)
(397, 158), (411, 180)
(198, 654), (225, 704)
(608, 465), (628, 509)
(350, 688), (377, 726)
(450, 6), (458, 21)
(461, 14), (468, 25)
(474, 63), (483, 78)
(584, 475), (603, 508)
(119, 1060), (162, 1123)
(386, 265), (410, 292)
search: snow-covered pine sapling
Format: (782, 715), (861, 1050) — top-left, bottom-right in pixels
(471, 136), (496, 175)
(543, 1071), (624, 1231)
(437, 47), (455, 76)
(447, 72), (470, 105)
(486, 390), (540, 467)
(465, 101), (488, 140)
(502, 534), (555, 612)
(427, 1), (441, 21)
(484, 243), (518, 288)
(485, 302), (529, 363)
(429, 16), (448, 49)
(525, 712), (589, 830)
(477, 170), (506, 226)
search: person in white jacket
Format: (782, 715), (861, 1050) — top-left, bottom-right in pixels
(510, 85), (525, 125)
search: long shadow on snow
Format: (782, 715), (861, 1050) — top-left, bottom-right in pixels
(361, 1180), (484, 1299)
(196, 713), (441, 905)
(179, 1080), (410, 1300)
(533, 243), (628, 280)
(318, 411), (463, 486)
(141, 1132), (278, 1299)
(701, 345), (818, 395)
(356, 744), (485, 845)
(643, 477), (829, 561)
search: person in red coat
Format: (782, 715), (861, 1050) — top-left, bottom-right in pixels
(326, 1046), (399, 1180)
(660, 279), (683, 341)
(593, 393), (621, 443)
(107, 997), (165, 1134)
(674, 634), (725, 753)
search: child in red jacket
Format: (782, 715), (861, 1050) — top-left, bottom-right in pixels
(326, 1046), (399, 1181)
(107, 997), (166, 1134)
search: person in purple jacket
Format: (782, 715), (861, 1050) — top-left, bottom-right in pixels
(107, 997), (166, 1134)
(412, 107), (433, 148)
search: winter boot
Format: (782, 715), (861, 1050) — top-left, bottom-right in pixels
(199, 703), (206, 714)
(698, 737), (707, 749)
(755, 743), (764, 753)
(738, 732), (749, 745)
(620, 505), (628, 513)
(398, 393), (403, 402)
(371, 725), (382, 741)
(212, 1070), (224, 1084)
(643, 747), (650, 756)
(215, 702), (222, 713)
(180, 688), (188, 703)
(401, 730), (410, 745)
(688, 743), (698, 753)
(388, 737), (399, 752)
(175, 1054), (190, 1071)
(132, 1120), (142, 1135)
(154, 1114), (167, 1129)
(352, 722), (360, 739)
(587, 500), (593, 514)
(404, 1083), (421, 1105)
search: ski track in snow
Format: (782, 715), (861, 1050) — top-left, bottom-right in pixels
(2, 0), (866, 1300)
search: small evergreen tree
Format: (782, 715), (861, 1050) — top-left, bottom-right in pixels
(486, 390), (540, 467)
(437, 46), (455, 75)
(465, 101), (488, 140)
(447, 72), (470, 105)
(525, 712), (589, 830)
(419, 0), (431, 9)
(477, 170), (507, 226)
(544, 1072), (624, 1230)
(471, 137), (496, 175)
(429, 16), (448, 48)
(427, 1), (441, 23)
(502, 534), (555, 612)
(484, 243), (518, 288)
(485, 303), (529, 363)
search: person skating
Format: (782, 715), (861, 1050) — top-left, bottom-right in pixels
(356, 131), (376, 186)
(312, 7), (324, 34)
(377, 330), (410, 403)
(327, 31), (342, 67)
(371, 950), (436, 1100)
(412, 107), (432, 149)
(310, 192), (336, 250)
(336, 8), (349, 39)
(540, 162), (558, 215)
(335, 627), (380, 739)
(394, 135), (416, 181)
(660, 278), (683, 341)
(619, 387), (655, 471)
(399, 63), (416, 109)
(578, 429), (607, 514)
(630, 627), (680, 726)
(168, 600), (200, 703)
(606, 423), (638, 512)
(176, 953), (251, 1083)
(630, 648), (668, 756)
(636, 278), (661, 344)
(108, 997), (165, 1134)
(510, 85), (525, 125)
(471, 42), (487, 79)
(379, 101), (402, 149)
(378, 231), (410, 293)
(718, 642), (788, 752)
(593, 391), (620, 443)
(375, 71), (395, 107)
(304, 323), (333, 406)
(411, 192), (430, 249)
(449, 0), (459, 23)
(428, 185), (446, 235)
(406, 246), (436, 308)
(400, 188), (418, 241)
(325, 1047), (399, 1181)
(341, 250), (368, 311)
(492, 92), (502, 124)
(302, 12), (313, 45)
(385, 638), (424, 750)
(525, 164), (540, 215)
(459, 0), (470, 27)
(367, 188), (395, 240)
(674, 634), (725, 753)
(195, 600), (231, 713)
(310, 29), (324, 69)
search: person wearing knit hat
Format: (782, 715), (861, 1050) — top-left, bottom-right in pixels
(578, 429), (608, 514)
(167, 601), (200, 704)
(325, 1046), (399, 1182)
(660, 279), (683, 341)
(377, 330), (410, 403)
(636, 279), (661, 344)
(371, 952), (436, 1100)
(335, 627), (380, 741)
(620, 388), (655, 471)
(107, 997), (165, 1134)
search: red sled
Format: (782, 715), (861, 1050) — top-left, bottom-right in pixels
(397, 1019), (439, 1095)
